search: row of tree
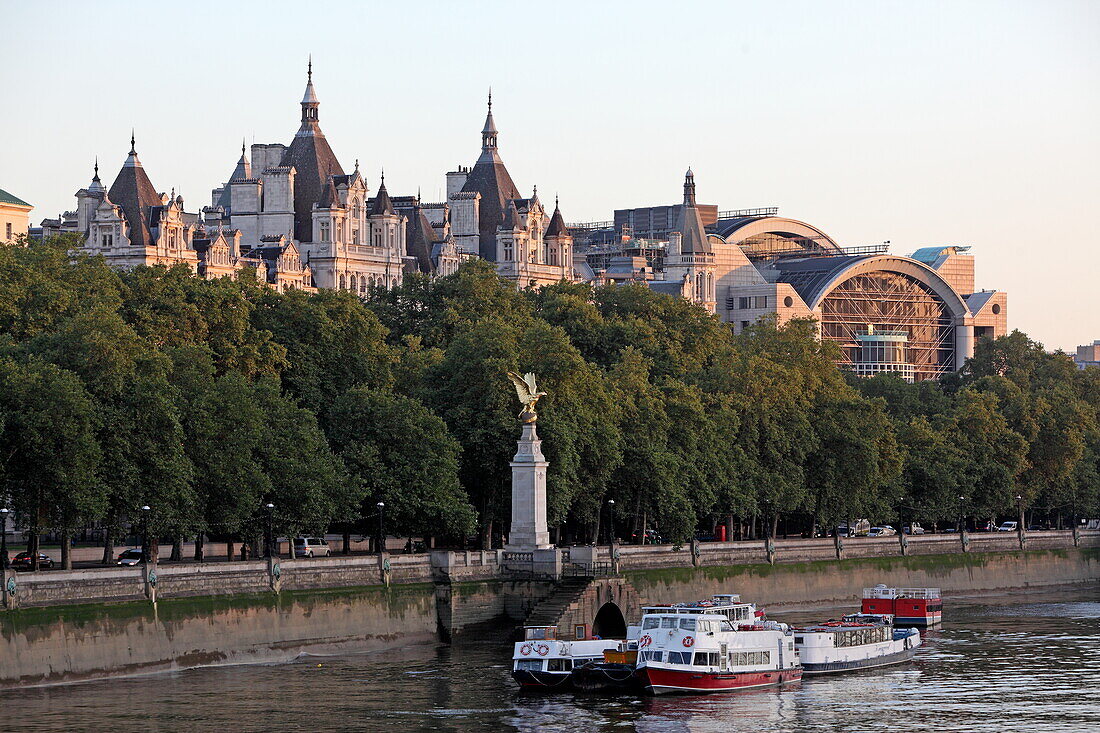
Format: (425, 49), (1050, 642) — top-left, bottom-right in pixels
(0, 236), (1097, 567)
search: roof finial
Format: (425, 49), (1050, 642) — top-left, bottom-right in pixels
(93, 156), (99, 179)
(417, 187), (422, 205)
(488, 86), (492, 111)
(241, 138), (246, 157)
(555, 193), (559, 209)
(308, 54), (312, 82)
(532, 184), (537, 199)
(380, 166), (385, 186)
(130, 129), (136, 154)
(354, 158), (359, 173)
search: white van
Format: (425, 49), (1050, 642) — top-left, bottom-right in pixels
(294, 537), (331, 557)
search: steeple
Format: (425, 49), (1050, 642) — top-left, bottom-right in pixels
(683, 167), (696, 207)
(545, 196), (569, 238)
(301, 56), (319, 125)
(673, 168), (711, 255)
(482, 88), (498, 151)
(369, 169), (396, 217)
(88, 157), (105, 193)
(124, 130), (141, 168)
(228, 139), (252, 182)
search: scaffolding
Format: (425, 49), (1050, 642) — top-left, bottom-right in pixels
(818, 272), (956, 382)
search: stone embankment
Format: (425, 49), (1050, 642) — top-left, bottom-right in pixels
(2, 531), (1096, 609)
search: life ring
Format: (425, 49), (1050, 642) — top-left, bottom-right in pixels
(682, 636), (695, 648)
(520, 644), (532, 656)
(639, 635), (652, 648)
(536, 643), (550, 656)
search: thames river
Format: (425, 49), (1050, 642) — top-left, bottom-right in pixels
(4, 588), (1098, 732)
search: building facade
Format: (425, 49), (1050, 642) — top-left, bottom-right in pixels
(582, 171), (1009, 382)
(1075, 341), (1100, 370)
(445, 96), (575, 287)
(0, 188), (32, 243)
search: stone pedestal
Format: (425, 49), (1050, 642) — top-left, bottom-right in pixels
(505, 420), (552, 552)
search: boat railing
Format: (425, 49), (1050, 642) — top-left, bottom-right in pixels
(862, 586), (940, 599)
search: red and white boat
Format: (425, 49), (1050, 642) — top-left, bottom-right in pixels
(634, 595), (802, 695)
(861, 585), (942, 626)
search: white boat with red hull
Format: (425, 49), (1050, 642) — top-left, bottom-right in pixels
(633, 595), (802, 695)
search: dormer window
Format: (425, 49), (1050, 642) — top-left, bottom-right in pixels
(101, 233), (113, 248)
(320, 221), (330, 242)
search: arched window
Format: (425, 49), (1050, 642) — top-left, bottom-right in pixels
(339, 273), (346, 290)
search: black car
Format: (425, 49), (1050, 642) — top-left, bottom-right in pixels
(11, 551), (54, 571)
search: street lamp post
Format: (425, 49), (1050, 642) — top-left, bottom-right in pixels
(376, 502), (385, 555)
(141, 505), (151, 566)
(0, 508), (9, 571)
(264, 503), (275, 559)
(1015, 494), (1025, 548)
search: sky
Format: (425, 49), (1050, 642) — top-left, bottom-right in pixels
(1, 0), (1097, 351)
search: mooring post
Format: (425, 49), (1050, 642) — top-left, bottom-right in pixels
(379, 551), (391, 586)
(765, 538), (776, 564)
(142, 562), (158, 603)
(690, 538), (701, 567)
(899, 532), (909, 556)
(268, 556), (282, 594)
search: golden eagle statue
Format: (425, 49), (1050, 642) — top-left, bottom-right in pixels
(506, 371), (547, 423)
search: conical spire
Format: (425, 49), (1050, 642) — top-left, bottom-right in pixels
(124, 131), (141, 168)
(481, 88), (498, 150)
(674, 168), (711, 254)
(301, 57), (319, 123)
(505, 199), (526, 231)
(546, 195), (569, 238)
(229, 140), (252, 181)
(88, 157), (105, 193)
(369, 169), (396, 216)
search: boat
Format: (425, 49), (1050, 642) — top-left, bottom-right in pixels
(794, 613), (922, 674)
(633, 595), (803, 695)
(511, 625), (622, 689)
(861, 585), (942, 626)
(571, 642), (641, 692)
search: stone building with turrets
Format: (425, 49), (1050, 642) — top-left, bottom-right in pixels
(446, 95), (575, 288)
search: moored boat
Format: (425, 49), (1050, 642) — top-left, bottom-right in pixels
(511, 625), (621, 690)
(862, 585), (942, 626)
(633, 596), (802, 695)
(571, 643), (641, 692)
(794, 613), (921, 674)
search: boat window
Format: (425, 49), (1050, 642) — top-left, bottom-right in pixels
(679, 618), (697, 631)
(729, 651), (770, 666)
(515, 660), (542, 671)
(719, 620), (735, 632)
(666, 652), (690, 664)
(661, 617), (677, 629)
(547, 658), (573, 672)
(694, 652), (720, 666)
(642, 618), (660, 630)
(794, 636), (804, 644)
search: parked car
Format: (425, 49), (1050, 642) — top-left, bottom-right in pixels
(1027, 524), (1044, 532)
(632, 529), (664, 545)
(116, 549), (144, 566)
(294, 537), (330, 557)
(996, 521), (1018, 532)
(836, 520), (871, 537)
(11, 552), (54, 571)
(868, 526), (897, 537)
(904, 523), (926, 535)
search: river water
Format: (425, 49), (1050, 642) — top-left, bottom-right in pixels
(5, 587), (1098, 732)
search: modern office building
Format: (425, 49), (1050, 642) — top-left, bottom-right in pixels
(1075, 341), (1100, 370)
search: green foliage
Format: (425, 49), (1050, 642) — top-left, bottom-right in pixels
(1, 238), (1096, 550)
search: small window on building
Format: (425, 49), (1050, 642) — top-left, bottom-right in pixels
(754, 295), (768, 308)
(102, 233), (113, 248)
(738, 297), (751, 309)
(574, 625), (586, 639)
(783, 295), (794, 308)
(5, 223), (11, 240)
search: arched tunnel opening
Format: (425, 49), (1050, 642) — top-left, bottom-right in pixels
(592, 602), (627, 640)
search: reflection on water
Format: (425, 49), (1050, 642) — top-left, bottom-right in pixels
(4, 587), (1098, 732)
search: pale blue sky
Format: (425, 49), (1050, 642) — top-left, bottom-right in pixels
(2, 0), (1097, 351)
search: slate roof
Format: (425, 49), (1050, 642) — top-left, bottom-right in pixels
(460, 107), (522, 260)
(0, 189), (31, 207)
(546, 203), (569, 238)
(108, 146), (162, 248)
(403, 205), (437, 274)
(317, 178), (342, 209)
(217, 148), (252, 210)
(281, 75), (344, 242)
(369, 179), (396, 216)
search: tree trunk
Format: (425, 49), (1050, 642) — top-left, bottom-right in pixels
(479, 520), (491, 551)
(29, 531), (39, 571)
(342, 529), (352, 555)
(61, 529), (72, 570)
(149, 536), (160, 565)
(772, 514), (780, 541)
(195, 534), (205, 563)
(641, 510), (647, 545)
(171, 537), (183, 562)
(102, 524), (115, 565)
(226, 540), (234, 562)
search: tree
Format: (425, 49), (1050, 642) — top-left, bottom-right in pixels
(326, 387), (475, 541)
(0, 357), (102, 569)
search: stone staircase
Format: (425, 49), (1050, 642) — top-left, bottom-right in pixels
(522, 577), (593, 628)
